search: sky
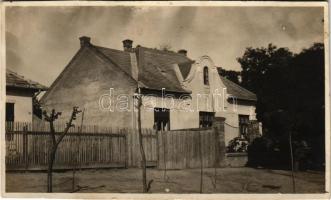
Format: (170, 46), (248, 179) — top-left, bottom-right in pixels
(6, 6), (324, 86)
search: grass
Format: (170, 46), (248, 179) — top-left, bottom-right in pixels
(5, 167), (325, 193)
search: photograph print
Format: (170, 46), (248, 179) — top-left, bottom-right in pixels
(2, 2), (329, 196)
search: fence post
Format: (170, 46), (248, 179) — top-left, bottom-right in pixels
(23, 125), (29, 171)
(156, 130), (160, 169)
(213, 117), (226, 167)
(124, 131), (128, 169)
(199, 131), (203, 193)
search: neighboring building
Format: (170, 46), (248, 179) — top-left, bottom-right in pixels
(41, 36), (259, 145)
(6, 69), (48, 123)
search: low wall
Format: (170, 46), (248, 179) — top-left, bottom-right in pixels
(225, 153), (248, 167)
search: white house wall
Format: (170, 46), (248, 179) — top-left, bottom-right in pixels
(183, 55), (257, 146)
(135, 55), (257, 144)
(140, 95), (198, 130)
(6, 95), (33, 123)
(223, 104), (257, 145)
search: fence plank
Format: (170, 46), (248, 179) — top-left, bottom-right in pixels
(6, 122), (220, 171)
(5, 130), (127, 171)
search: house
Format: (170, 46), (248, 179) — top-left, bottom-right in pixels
(40, 36), (194, 129)
(218, 76), (259, 144)
(6, 69), (48, 124)
(41, 36), (259, 145)
(178, 55), (259, 145)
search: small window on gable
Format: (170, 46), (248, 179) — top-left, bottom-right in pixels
(203, 66), (209, 85)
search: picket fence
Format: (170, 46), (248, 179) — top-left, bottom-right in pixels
(5, 122), (223, 171)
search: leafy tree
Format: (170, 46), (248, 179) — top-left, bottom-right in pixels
(288, 43), (325, 167)
(217, 68), (241, 85)
(237, 44), (293, 121)
(238, 43), (325, 169)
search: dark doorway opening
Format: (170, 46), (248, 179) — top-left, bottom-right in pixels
(6, 102), (14, 122)
(239, 114), (249, 138)
(154, 108), (170, 131)
(199, 111), (215, 128)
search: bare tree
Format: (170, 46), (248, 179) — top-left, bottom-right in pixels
(43, 106), (81, 193)
(136, 88), (153, 193)
(162, 126), (169, 182)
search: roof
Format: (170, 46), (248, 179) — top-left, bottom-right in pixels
(94, 45), (193, 93)
(6, 69), (48, 91)
(95, 46), (133, 77)
(136, 47), (193, 93)
(220, 76), (257, 101)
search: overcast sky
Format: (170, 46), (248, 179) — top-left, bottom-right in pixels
(6, 6), (324, 86)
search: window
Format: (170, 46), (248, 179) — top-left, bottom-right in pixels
(154, 108), (170, 131)
(6, 103), (14, 122)
(199, 111), (215, 128)
(239, 115), (249, 138)
(203, 66), (209, 85)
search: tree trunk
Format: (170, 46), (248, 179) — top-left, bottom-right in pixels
(162, 129), (168, 182)
(44, 107), (81, 193)
(47, 148), (56, 193)
(137, 94), (147, 193)
(289, 131), (296, 193)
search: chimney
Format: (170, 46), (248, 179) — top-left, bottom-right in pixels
(178, 49), (187, 56)
(122, 39), (133, 52)
(79, 36), (91, 47)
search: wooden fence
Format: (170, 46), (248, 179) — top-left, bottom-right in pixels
(6, 131), (127, 170)
(157, 129), (218, 169)
(126, 129), (158, 167)
(5, 122), (224, 171)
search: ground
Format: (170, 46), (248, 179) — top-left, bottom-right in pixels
(6, 167), (325, 193)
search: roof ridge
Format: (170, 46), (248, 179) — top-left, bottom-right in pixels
(94, 44), (193, 64)
(94, 45), (130, 54)
(138, 46), (192, 60)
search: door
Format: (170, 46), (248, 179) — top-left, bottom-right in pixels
(154, 108), (170, 131)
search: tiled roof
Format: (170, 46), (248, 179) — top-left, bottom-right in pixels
(95, 46), (133, 77)
(220, 76), (257, 101)
(6, 69), (48, 91)
(95, 45), (193, 93)
(136, 47), (193, 93)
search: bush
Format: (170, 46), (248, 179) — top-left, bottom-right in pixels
(247, 135), (318, 170)
(246, 136), (292, 169)
(227, 137), (249, 153)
